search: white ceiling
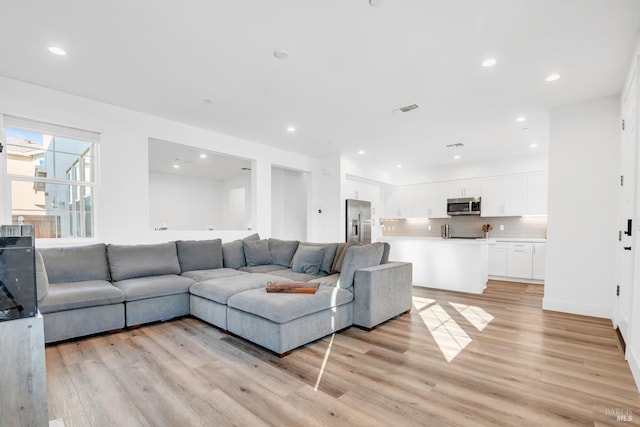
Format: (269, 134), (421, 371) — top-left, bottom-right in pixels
(2, 1), (639, 175)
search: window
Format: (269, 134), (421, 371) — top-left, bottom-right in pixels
(2, 115), (99, 238)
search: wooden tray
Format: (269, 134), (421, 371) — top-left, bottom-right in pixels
(265, 282), (319, 294)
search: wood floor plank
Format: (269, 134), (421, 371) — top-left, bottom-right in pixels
(46, 281), (640, 426)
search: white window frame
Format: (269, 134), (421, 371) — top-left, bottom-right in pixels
(1, 114), (101, 243)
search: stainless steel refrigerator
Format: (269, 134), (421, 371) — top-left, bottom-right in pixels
(346, 199), (372, 244)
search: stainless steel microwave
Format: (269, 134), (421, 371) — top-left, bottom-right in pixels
(447, 197), (481, 216)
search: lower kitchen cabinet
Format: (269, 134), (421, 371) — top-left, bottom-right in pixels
(488, 242), (507, 276)
(532, 242), (547, 280)
(506, 242), (533, 278)
(488, 240), (546, 282)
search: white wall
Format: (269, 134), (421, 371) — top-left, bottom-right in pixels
(221, 174), (252, 231)
(271, 166), (308, 240)
(544, 95), (620, 318)
(0, 76), (315, 245)
(149, 172), (222, 231)
(308, 154), (342, 242)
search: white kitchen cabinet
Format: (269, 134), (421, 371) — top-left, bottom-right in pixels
(448, 180), (481, 198)
(488, 242), (508, 276)
(526, 173), (548, 216)
(412, 184), (430, 218)
(532, 242), (547, 280)
(480, 175), (526, 217)
(506, 242), (533, 278)
(427, 183), (450, 218)
(480, 178), (502, 216)
(384, 185), (413, 218)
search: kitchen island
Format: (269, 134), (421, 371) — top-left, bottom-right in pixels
(383, 236), (489, 294)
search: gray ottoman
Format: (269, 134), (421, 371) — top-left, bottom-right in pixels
(190, 273), (292, 330)
(226, 285), (354, 356)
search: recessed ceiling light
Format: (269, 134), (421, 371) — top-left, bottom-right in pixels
(530, 143), (538, 148)
(396, 164), (403, 168)
(274, 49), (289, 60)
(516, 116), (526, 122)
(454, 155), (462, 160)
(172, 164), (180, 169)
(481, 58), (497, 68)
(199, 153), (207, 159)
(545, 74), (561, 82)
(358, 150), (366, 155)
(286, 126), (296, 133)
(48, 46), (66, 56)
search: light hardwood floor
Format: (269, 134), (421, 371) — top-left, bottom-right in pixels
(46, 281), (640, 426)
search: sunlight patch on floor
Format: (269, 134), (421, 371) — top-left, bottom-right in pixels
(314, 333), (335, 391)
(449, 302), (494, 331)
(413, 297), (471, 362)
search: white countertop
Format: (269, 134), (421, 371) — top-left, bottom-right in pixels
(380, 236), (492, 245)
(380, 236), (546, 243)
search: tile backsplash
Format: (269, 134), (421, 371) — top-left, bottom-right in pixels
(381, 216), (547, 239)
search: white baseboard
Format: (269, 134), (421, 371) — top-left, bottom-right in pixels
(488, 275), (544, 285)
(627, 346), (640, 392)
(542, 297), (613, 319)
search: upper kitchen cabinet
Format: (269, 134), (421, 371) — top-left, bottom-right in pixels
(427, 183), (450, 218)
(525, 173), (548, 216)
(447, 180), (481, 198)
(412, 184), (430, 218)
(480, 175), (526, 217)
(383, 185), (414, 218)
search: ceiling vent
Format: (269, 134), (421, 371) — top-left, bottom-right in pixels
(395, 104), (420, 113)
(446, 143), (465, 148)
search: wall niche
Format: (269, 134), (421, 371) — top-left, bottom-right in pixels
(148, 138), (253, 231)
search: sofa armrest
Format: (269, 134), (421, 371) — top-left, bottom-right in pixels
(353, 261), (413, 329)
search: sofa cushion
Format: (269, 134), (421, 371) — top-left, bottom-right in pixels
(222, 240), (245, 269)
(227, 285), (353, 324)
(181, 268), (247, 282)
(307, 273), (341, 287)
(176, 239), (223, 272)
(291, 245), (324, 275)
(113, 274), (195, 302)
(107, 243), (181, 282)
(239, 265), (288, 274)
(295, 242), (338, 274)
(331, 240), (362, 273)
(39, 243), (111, 284)
(268, 269), (327, 283)
(35, 250), (49, 302)
(338, 242), (384, 289)
(268, 238), (299, 267)
(190, 273), (292, 305)
(380, 242), (391, 264)
(39, 280), (125, 314)
(222, 233), (260, 269)
(243, 239), (272, 266)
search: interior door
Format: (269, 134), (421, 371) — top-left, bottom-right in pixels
(617, 72), (637, 343)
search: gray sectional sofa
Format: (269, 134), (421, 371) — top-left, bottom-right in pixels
(36, 234), (413, 356)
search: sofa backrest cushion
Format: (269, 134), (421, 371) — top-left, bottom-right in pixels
(107, 242), (181, 281)
(222, 233), (261, 269)
(243, 239), (272, 266)
(291, 245), (324, 275)
(39, 243), (111, 284)
(268, 238), (299, 267)
(176, 239), (223, 272)
(339, 242), (384, 289)
(380, 242), (391, 264)
(295, 242), (338, 274)
(331, 240), (362, 273)
(34, 250), (49, 302)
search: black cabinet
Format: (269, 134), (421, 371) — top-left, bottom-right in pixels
(0, 236), (37, 321)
